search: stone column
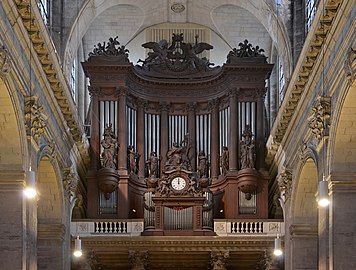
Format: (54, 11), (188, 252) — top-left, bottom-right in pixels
(117, 87), (128, 174)
(88, 86), (100, 170)
(136, 99), (146, 178)
(0, 171), (34, 269)
(328, 174), (356, 269)
(129, 250), (148, 270)
(228, 89), (238, 172)
(210, 250), (229, 270)
(159, 102), (170, 174)
(187, 102), (197, 171)
(209, 99), (220, 179)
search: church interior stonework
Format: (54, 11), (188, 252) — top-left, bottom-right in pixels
(0, 0), (355, 269)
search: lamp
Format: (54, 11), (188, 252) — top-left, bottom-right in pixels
(73, 236), (82, 257)
(23, 168), (37, 199)
(273, 234), (283, 256)
(318, 176), (329, 207)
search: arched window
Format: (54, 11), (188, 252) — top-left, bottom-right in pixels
(38, 0), (50, 26)
(70, 60), (76, 101)
(306, 0), (316, 32)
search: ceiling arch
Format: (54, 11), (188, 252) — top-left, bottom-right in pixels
(64, 0), (291, 78)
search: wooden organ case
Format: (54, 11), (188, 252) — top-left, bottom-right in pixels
(81, 35), (273, 235)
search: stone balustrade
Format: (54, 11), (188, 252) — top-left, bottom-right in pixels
(214, 219), (284, 236)
(71, 219), (284, 237)
(71, 219), (144, 237)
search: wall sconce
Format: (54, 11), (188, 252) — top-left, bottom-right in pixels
(273, 234), (283, 256)
(73, 236), (82, 257)
(318, 176), (329, 207)
(23, 169), (37, 199)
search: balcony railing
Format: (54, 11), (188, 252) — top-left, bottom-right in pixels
(214, 219), (284, 236)
(71, 219), (284, 237)
(71, 220), (144, 237)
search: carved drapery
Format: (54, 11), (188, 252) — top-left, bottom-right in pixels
(210, 250), (229, 270)
(62, 167), (79, 202)
(0, 45), (10, 78)
(24, 96), (47, 140)
(308, 96), (331, 140)
(345, 47), (356, 82)
(277, 168), (292, 203)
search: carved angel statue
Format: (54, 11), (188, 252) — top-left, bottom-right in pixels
(138, 39), (173, 66)
(240, 125), (255, 169)
(101, 124), (118, 169)
(181, 36), (213, 68)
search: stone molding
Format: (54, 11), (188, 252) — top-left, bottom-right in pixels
(277, 169), (292, 203)
(24, 96), (47, 141)
(211, 250), (229, 270)
(308, 96), (331, 140)
(129, 250), (148, 270)
(0, 45), (10, 78)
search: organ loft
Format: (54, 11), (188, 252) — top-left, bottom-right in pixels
(81, 34), (273, 234)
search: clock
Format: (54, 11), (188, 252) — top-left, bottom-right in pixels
(171, 177), (187, 191)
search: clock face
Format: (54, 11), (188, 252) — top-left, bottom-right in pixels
(171, 177), (186, 191)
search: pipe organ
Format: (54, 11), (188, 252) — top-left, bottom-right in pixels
(82, 35), (273, 233)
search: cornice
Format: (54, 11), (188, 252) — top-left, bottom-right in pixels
(266, 0), (343, 165)
(80, 236), (275, 251)
(13, 0), (88, 158)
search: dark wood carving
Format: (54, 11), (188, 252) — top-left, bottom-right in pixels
(81, 35), (273, 222)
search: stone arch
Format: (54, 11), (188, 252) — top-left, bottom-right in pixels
(37, 156), (67, 269)
(64, 0), (292, 81)
(287, 157), (318, 270)
(330, 80), (356, 172)
(0, 79), (24, 169)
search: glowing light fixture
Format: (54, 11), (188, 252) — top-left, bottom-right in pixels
(273, 234), (283, 256)
(73, 236), (82, 257)
(23, 169), (37, 199)
(318, 176), (329, 207)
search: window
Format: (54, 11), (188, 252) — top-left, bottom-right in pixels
(70, 61), (76, 101)
(278, 58), (285, 105)
(38, 0), (50, 26)
(306, 0), (316, 32)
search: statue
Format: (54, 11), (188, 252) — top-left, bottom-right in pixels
(157, 177), (170, 196)
(101, 124), (118, 169)
(146, 151), (160, 178)
(165, 133), (192, 171)
(221, 146), (229, 175)
(127, 145), (140, 174)
(240, 125), (255, 169)
(198, 151), (208, 178)
(186, 176), (200, 195)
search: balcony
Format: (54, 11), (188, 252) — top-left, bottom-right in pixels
(70, 219), (284, 237)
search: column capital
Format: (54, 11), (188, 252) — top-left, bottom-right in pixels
(228, 87), (239, 99)
(129, 249), (148, 270)
(116, 86), (128, 97)
(210, 250), (229, 270)
(277, 168), (292, 203)
(159, 102), (171, 112)
(88, 86), (101, 97)
(186, 102), (197, 112)
(208, 99), (220, 112)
